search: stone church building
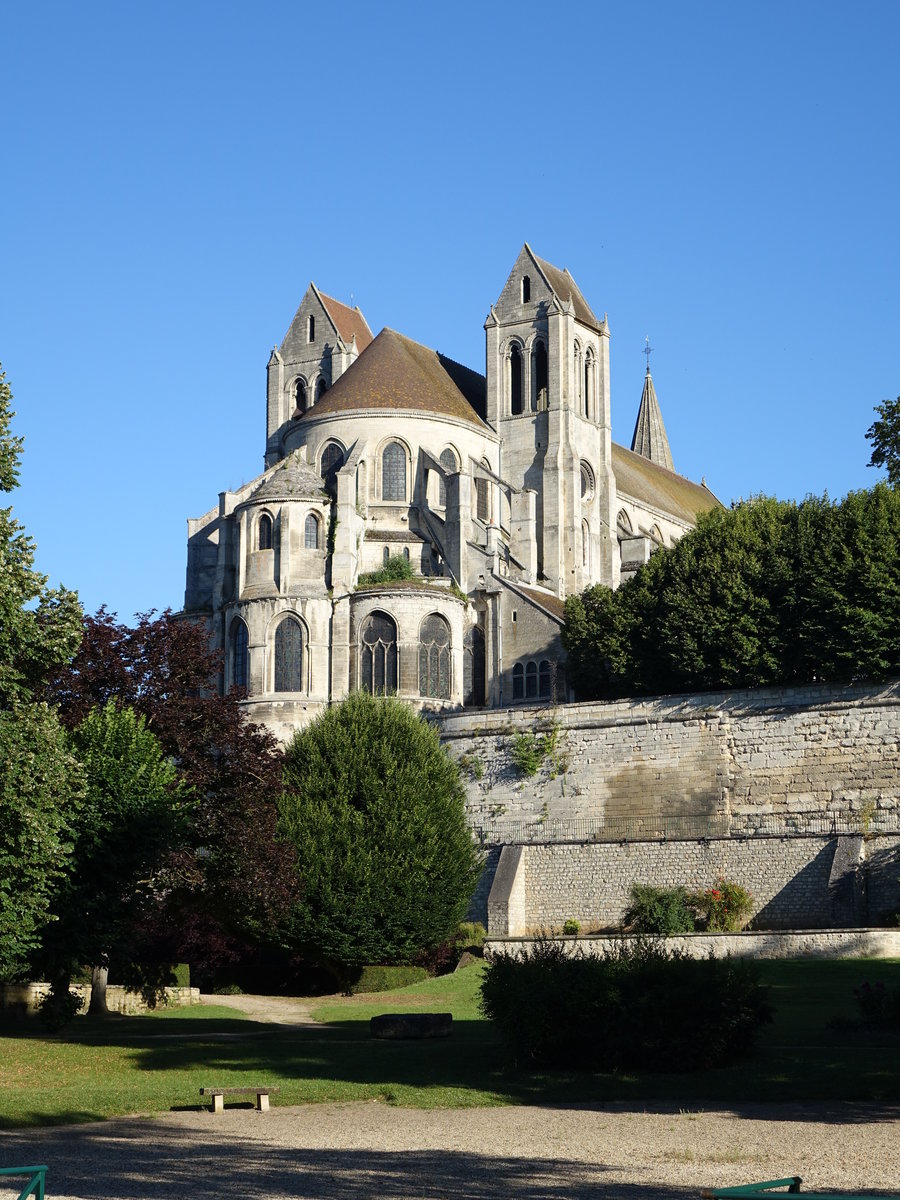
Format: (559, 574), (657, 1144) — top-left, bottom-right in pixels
(185, 245), (719, 739)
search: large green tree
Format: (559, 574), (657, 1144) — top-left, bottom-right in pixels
(38, 703), (190, 1012)
(866, 396), (900, 486)
(278, 691), (481, 974)
(0, 365), (84, 981)
(564, 486), (900, 699)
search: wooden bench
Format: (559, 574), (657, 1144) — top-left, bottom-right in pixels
(0, 1165), (47, 1200)
(199, 1086), (279, 1114)
(702, 1177), (900, 1199)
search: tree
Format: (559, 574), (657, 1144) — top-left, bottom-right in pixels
(0, 703), (85, 980)
(563, 486), (900, 699)
(45, 609), (299, 964)
(278, 691), (481, 975)
(866, 396), (900, 486)
(0, 364), (84, 981)
(38, 703), (190, 1012)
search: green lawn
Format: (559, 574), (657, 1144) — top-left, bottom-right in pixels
(1, 958), (898, 1129)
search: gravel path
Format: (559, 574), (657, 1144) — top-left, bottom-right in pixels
(2, 994), (897, 1198)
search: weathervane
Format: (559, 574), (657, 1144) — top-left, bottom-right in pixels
(643, 336), (653, 371)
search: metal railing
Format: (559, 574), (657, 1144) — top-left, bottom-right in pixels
(0, 1166), (47, 1200)
(473, 809), (900, 846)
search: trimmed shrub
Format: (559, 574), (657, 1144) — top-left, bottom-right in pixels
(350, 965), (428, 994)
(480, 937), (772, 1072)
(624, 884), (696, 935)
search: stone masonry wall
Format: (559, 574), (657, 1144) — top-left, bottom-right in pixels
(484, 835), (900, 935)
(439, 679), (900, 836)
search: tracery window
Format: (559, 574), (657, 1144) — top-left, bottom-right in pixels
(382, 442), (406, 501)
(257, 513), (273, 551)
(360, 611), (398, 695)
(463, 624), (485, 707)
(418, 613), (451, 699)
(438, 448), (457, 507)
(304, 513), (320, 550)
(230, 618), (249, 692)
(509, 344), (523, 415)
(274, 617), (304, 692)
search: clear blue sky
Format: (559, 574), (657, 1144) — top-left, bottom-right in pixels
(2, 1), (898, 620)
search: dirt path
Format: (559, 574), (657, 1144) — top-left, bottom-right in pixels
(198, 991), (333, 1025)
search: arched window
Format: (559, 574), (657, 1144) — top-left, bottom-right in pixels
(617, 509), (633, 536)
(475, 463), (491, 523)
(403, 546), (410, 561)
(382, 442), (406, 501)
(315, 377), (328, 402)
(650, 525), (664, 552)
(584, 350), (594, 419)
(382, 546), (390, 566)
(525, 660), (538, 699)
(582, 519), (590, 569)
(509, 344), (523, 415)
(321, 442), (344, 493)
(539, 660), (552, 699)
(419, 613), (451, 699)
(257, 513), (273, 551)
(521, 275), (531, 303)
(308, 314), (315, 342)
(512, 662), (524, 701)
(463, 624), (485, 707)
(574, 342), (583, 407)
(274, 617), (304, 692)
(532, 340), (548, 411)
(291, 378), (307, 416)
(360, 611), (398, 695)
(230, 618), (249, 692)
(304, 512), (320, 550)
(438, 447), (457, 507)
(580, 461), (594, 501)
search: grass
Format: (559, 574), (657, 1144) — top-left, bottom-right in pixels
(1, 958), (899, 1129)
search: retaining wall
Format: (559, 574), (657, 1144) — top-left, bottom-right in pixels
(0, 983), (200, 1020)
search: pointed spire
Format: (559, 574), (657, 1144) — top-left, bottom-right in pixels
(631, 362), (674, 472)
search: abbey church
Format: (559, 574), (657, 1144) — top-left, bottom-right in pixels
(185, 245), (720, 740)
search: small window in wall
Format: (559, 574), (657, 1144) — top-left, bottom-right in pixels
(539, 659), (552, 699)
(403, 546), (410, 561)
(274, 617), (304, 692)
(582, 519), (590, 568)
(382, 442), (406, 501)
(315, 377), (328, 402)
(257, 513), (273, 551)
(463, 624), (485, 707)
(419, 613), (451, 699)
(230, 618), (249, 692)
(438, 447), (457, 506)
(475, 476), (490, 523)
(360, 611), (398, 695)
(532, 340), (548, 411)
(584, 350), (594, 419)
(304, 512), (320, 550)
(509, 344), (523, 415)
(521, 275), (531, 303)
(383, 546), (390, 566)
(308, 314), (315, 342)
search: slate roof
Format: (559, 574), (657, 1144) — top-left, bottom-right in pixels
(530, 248), (604, 332)
(317, 288), (374, 352)
(246, 452), (327, 504)
(612, 442), (720, 526)
(630, 369), (674, 472)
(298, 328), (488, 427)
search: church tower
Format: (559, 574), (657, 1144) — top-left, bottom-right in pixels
(485, 245), (616, 595)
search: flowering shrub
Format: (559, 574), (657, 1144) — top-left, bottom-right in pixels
(690, 877), (755, 932)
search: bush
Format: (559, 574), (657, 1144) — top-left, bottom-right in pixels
(624, 884), (696, 935)
(358, 555), (415, 587)
(563, 918), (581, 936)
(854, 980), (900, 1028)
(690, 878), (755, 932)
(38, 987), (84, 1031)
(349, 965), (428, 994)
(480, 936), (772, 1072)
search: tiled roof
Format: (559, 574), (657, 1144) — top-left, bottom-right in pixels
(505, 579), (566, 622)
(630, 369), (674, 471)
(298, 328), (488, 428)
(531, 250), (603, 332)
(318, 290), (374, 352)
(246, 452), (327, 504)
(612, 442), (721, 526)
